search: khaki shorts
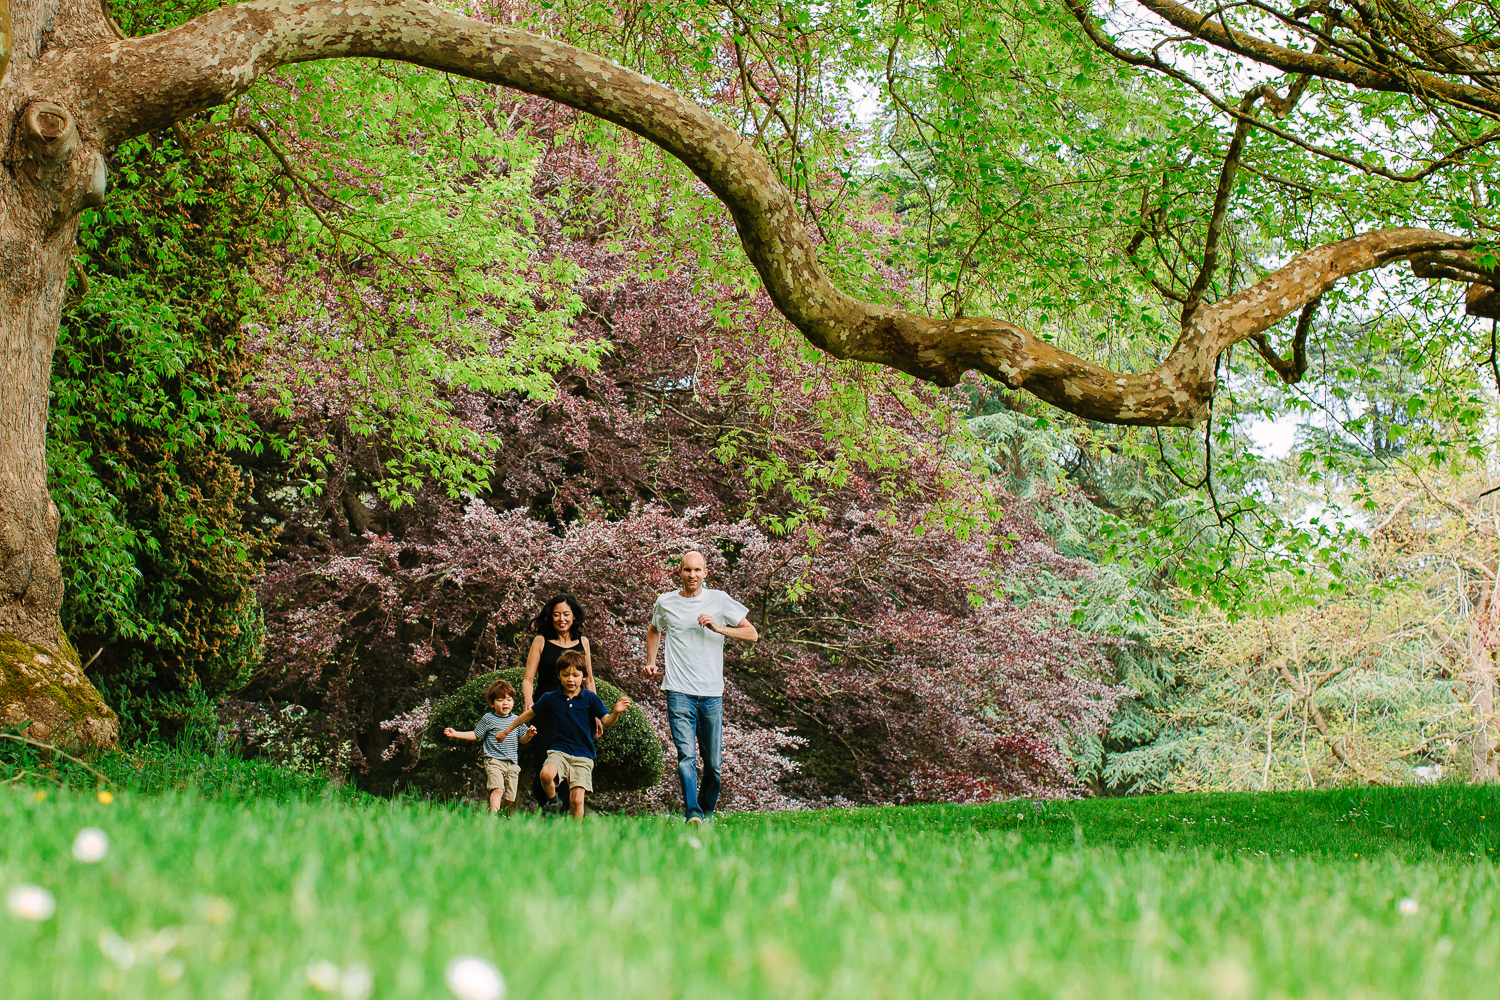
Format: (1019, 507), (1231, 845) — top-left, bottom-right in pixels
(544, 750), (595, 792)
(483, 759), (520, 798)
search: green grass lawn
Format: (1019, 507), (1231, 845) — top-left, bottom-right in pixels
(2, 774), (1498, 999)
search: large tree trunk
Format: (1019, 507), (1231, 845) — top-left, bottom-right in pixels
(2, 120), (76, 654)
(0, 28), (119, 744)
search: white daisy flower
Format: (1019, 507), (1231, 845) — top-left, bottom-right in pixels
(6, 884), (56, 921)
(72, 827), (109, 863)
(445, 957), (505, 1000)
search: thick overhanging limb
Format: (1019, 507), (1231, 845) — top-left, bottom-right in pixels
(27, 0), (1482, 426)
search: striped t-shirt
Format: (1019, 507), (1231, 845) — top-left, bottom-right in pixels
(473, 712), (522, 763)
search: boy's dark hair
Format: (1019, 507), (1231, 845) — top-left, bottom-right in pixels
(485, 679), (515, 705)
(555, 649), (586, 677)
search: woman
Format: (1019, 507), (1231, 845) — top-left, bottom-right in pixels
(520, 594), (599, 804)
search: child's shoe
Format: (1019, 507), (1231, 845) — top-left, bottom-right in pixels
(542, 795), (566, 816)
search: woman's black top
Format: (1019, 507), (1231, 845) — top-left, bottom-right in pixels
(533, 638), (585, 699)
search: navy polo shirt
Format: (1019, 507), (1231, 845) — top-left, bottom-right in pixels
(532, 689), (609, 759)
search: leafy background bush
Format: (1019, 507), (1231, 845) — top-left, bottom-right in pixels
(55, 126), (266, 742)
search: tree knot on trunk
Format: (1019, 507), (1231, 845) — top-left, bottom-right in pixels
(33, 108), (65, 140)
(12, 101), (107, 234)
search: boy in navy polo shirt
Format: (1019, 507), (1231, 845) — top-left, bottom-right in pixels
(493, 649), (631, 818)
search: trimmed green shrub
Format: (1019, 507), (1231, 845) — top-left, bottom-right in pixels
(426, 669), (662, 794)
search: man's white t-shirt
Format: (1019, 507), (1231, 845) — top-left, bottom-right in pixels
(650, 588), (751, 697)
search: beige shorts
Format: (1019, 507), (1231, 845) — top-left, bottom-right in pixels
(544, 750), (595, 792)
(483, 759), (520, 798)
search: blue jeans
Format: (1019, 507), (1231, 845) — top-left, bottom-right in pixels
(666, 692), (722, 820)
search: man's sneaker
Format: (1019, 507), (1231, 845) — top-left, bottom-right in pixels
(542, 795), (566, 816)
(686, 815), (702, 827)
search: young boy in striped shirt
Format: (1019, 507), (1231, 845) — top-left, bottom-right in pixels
(443, 679), (536, 815)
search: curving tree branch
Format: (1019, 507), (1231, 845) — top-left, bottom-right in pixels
(1128, 0), (1500, 116)
(1250, 296), (1319, 384)
(29, 0), (1481, 425)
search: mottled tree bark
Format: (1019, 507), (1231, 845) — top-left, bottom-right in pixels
(2, 102), (104, 649)
(0, 0), (1481, 740)
(1, 37), (115, 742)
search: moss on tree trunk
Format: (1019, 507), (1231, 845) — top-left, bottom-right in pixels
(0, 631), (118, 748)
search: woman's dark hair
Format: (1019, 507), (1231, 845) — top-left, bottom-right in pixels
(531, 594), (586, 640)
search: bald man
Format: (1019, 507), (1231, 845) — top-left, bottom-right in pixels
(644, 550), (758, 824)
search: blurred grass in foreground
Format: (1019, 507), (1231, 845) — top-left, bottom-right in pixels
(2, 769), (1497, 999)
